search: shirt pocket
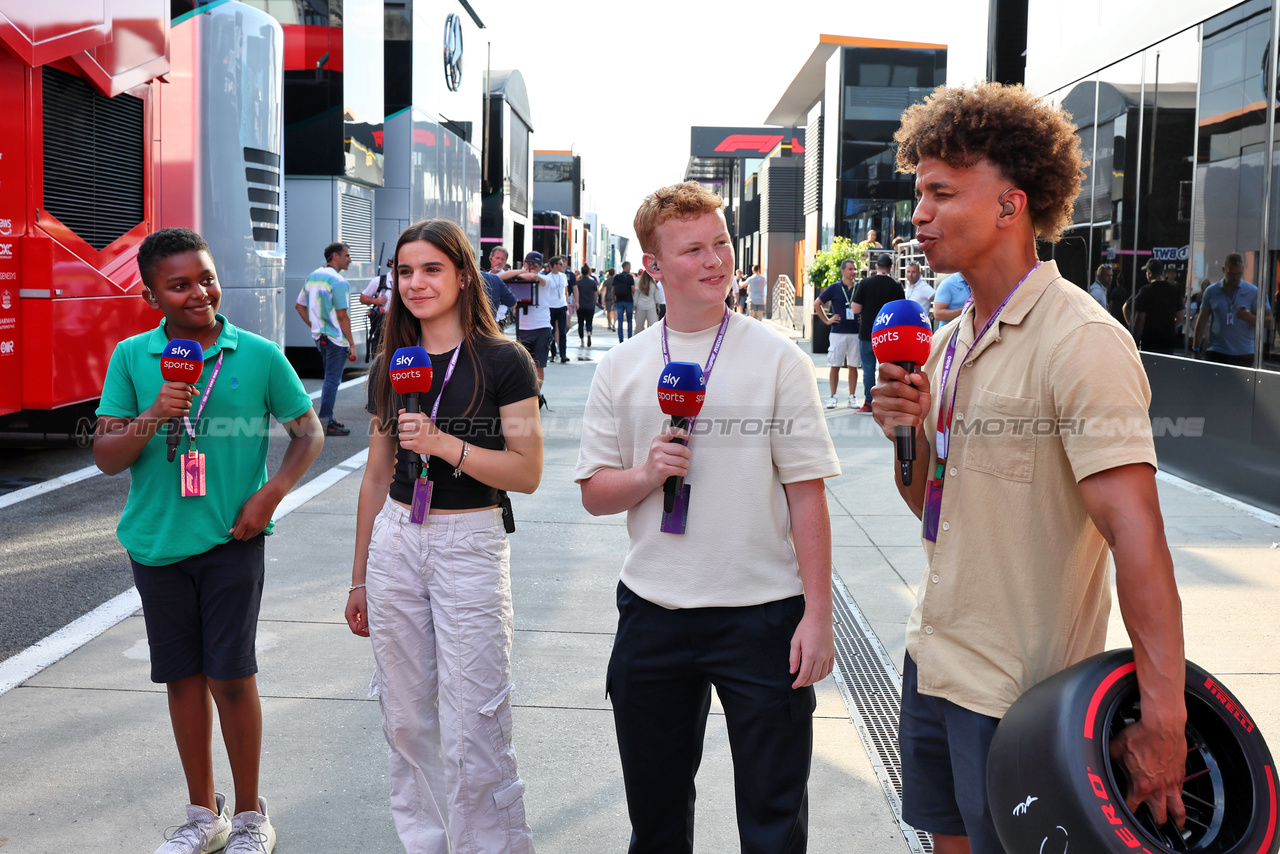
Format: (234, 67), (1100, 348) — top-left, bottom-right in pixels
(961, 388), (1038, 482)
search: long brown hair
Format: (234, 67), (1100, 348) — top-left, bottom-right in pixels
(637, 269), (654, 297)
(370, 219), (518, 429)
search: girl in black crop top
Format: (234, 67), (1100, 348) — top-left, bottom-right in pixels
(344, 219), (542, 851)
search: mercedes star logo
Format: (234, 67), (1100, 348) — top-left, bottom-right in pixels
(443, 13), (463, 92)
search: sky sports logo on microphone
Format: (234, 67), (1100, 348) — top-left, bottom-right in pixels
(871, 327), (932, 349)
(657, 389), (705, 406)
(160, 339), (204, 383)
(661, 371), (705, 388)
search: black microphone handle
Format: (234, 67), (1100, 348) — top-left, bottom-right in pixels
(166, 416), (180, 463)
(663, 415), (690, 513)
(406, 392), (422, 480)
(894, 361), (918, 486)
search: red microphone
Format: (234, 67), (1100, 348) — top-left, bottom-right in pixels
(657, 361), (706, 513)
(390, 347), (433, 480)
(871, 301), (934, 485)
(161, 338), (205, 463)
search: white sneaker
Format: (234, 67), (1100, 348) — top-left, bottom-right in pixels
(847, 397), (857, 409)
(825, 395), (838, 409)
(154, 792), (232, 854)
(224, 797), (276, 854)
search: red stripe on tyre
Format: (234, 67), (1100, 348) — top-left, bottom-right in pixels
(1084, 662), (1136, 738)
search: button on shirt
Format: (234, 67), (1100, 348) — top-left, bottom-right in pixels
(909, 261), (1157, 718)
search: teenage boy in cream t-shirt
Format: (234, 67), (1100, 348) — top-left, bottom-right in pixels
(576, 182), (840, 853)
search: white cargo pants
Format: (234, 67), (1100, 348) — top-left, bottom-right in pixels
(366, 497), (535, 854)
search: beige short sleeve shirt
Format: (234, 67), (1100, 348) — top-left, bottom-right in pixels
(907, 261), (1157, 718)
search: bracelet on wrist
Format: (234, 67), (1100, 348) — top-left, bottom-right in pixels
(349, 583), (366, 593)
(453, 441), (470, 478)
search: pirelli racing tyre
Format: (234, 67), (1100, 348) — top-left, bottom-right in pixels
(987, 649), (1278, 853)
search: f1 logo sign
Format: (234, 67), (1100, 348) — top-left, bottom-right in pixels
(713, 135), (807, 155)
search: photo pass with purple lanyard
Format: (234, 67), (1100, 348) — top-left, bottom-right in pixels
(658, 309), (729, 534)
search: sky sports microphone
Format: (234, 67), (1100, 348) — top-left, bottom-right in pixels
(871, 300), (934, 486)
(389, 347), (433, 479)
(160, 338), (205, 462)
(656, 361), (706, 513)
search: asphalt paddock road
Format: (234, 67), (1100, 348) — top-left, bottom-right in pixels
(0, 369), (372, 662)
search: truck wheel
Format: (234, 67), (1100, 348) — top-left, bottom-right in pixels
(987, 648), (1278, 853)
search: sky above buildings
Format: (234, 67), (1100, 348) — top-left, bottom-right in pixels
(479, 0), (989, 261)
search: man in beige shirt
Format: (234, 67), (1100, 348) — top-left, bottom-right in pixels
(872, 82), (1187, 854)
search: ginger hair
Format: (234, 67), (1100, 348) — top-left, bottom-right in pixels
(894, 82), (1086, 243)
(633, 181), (725, 255)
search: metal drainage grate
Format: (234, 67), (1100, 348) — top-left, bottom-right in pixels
(831, 575), (933, 854)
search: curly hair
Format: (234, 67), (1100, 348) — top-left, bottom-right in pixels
(894, 82), (1086, 243)
(633, 181), (725, 254)
(137, 227), (211, 288)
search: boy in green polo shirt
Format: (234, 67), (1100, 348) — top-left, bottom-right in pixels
(95, 228), (323, 854)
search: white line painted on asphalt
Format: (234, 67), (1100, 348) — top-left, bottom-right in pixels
(0, 464), (101, 511)
(0, 587), (142, 695)
(307, 373), (368, 401)
(0, 449), (370, 697)
(272, 448), (368, 520)
(1156, 470), (1280, 528)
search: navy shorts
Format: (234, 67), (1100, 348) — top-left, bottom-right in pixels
(899, 653), (1003, 852)
(518, 326), (552, 367)
(130, 534), (266, 684)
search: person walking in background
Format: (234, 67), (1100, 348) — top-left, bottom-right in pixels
(745, 264), (767, 320)
(655, 276), (667, 320)
(850, 253), (905, 412)
(1107, 267), (1132, 328)
(96, 228), (323, 854)
(613, 261), (636, 340)
(903, 262), (934, 313)
(1089, 263), (1112, 307)
(735, 270), (748, 314)
(817, 258), (862, 409)
(512, 251), (552, 403)
(573, 263), (599, 347)
(634, 269), (660, 333)
(1127, 259), (1184, 355)
(545, 256), (571, 364)
(931, 271), (970, 323)
(360, 259), (394, 362)
(295, 241), (357, 436)
(1193, 252), (1272, 366)
(602, 267), (617, 331)
(346, 219), (542, 854)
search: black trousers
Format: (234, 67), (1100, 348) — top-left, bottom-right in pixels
(607, 582), (815, 854)
(549, 306), (568, 357)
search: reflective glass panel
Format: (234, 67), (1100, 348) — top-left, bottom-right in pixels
(1194, 0), (1271, 366)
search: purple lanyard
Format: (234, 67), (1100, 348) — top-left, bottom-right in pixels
(660, 307), (731, 437)
(182, 352), (224, 445)
(934, 263), (1041, 461)
(418, 343), (463, 470)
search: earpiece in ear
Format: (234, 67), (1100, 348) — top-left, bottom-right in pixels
(998, 186), (1017, 218)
